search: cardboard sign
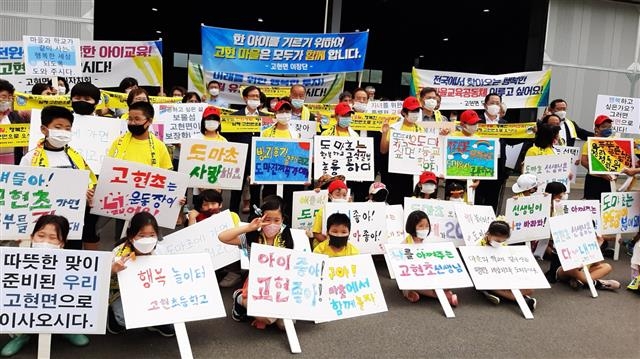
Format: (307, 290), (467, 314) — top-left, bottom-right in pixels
(454, 204), (496, 246)
(313, 136), (375, 181)
(388, 131), (443, 176)
(251, 138), (312, 184)
(444, 137), (498, 179)
(587, 137), (635, 175)
(178, 139), (247, 190)
(404, 198), (465, 247)
(549, 213), (604, 270)
(505, 195), (551, 243)
(323, 202), (387, 254)
(600, 192), (640, 235)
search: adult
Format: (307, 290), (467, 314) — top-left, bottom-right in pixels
(365, 86), (376, 101)
(206, 80), (229, 109)
(0, 80), (27, 165)
(419, 87), (448, 122)
(545, 98), (593, 146)
(581, 115), (614, 200)
(288, 84), (317, 122)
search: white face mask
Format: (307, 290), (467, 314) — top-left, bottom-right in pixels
(331, 197), (347, 203)
(133, 236), (157, 254)
(450, 197), (464, 202)
(47, 129), (72, 148)
(0, 100), (11, 112)
(464, 124), (478, 133)
(421, 183), (436, 194)
(32, 242), (62, 250)
(553, 110), (566, 120)
(247, 99), (261, 109)
(423, 98), (437, 111)
(291, 99), (304, 109)
(416, 229), (430, 239)
(489, 240), (503, 248)
(486, 104), (500, 116)
(352, 102), (368, 112)
(406, 111), (421, 123)
(57, 86), (67, 94)
(204, 120), (219, 132)
(209, 88), (220, 97)
(276, 113), (291, 124)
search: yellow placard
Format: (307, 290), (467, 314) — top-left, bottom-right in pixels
(0, 124), (30, 147)
(220, 115), (263, 133)
(13, 91), (182, 111)
(453, 122), (537, 138)
(351, 113), (401, 131)
(306, 103), (336, 112)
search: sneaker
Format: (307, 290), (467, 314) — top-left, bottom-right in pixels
(595, 279), (621, 290)
(524, 296), (537, 312)
(627, 275), (640, 291)
(1, 334), (30, 357)
(231, 289), (248, 322)
(106, 307), (125, 334)
(482, 291), (500, 305)
(147, 324), (175, 337)
(568, 278), (584, 290)
(62, 334), (89, 347)
(219, 271), (242, 288)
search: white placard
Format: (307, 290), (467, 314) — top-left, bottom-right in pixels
(291, 190), (328, 233)
(117, 253), (225, 329)
(288, 120), (317, 139)
(459, 246), (550, 290)
(505, 195), (551, 243)
(323, 202), (387, 254)
(385, 242), (473, 290)
(0, 248), (112, 334)
(404, 198), (465, 246)
(454, 204), (496, 246)
(91, 158), (189, 229)
(523, 154), (572, 193)
(388, 131), (444, 176)
(368, 100), (403, 115)
(595, 94), (640, 134)
(554, 146), (581, 183)
(385, 205), (405, 245)
(317, 254), (388, 322)
(0, 165), (89, 240)
(23, 35), (82, 77)
(153, 103), (209, 144)
(505, 143), (524, 170)
(556, 200), (602, 235)
(178, 139), (247, 190)
(247, 244), (326, 321)
(600, 192), (640, 235)
(155, 210), (240, 270)
(549, 213), (604, 270)
(313, 136), (374, 182)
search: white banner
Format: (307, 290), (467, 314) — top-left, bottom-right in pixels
(323, 202), (387, 254)
(0, 248), (111, 334)
(454, 204), (496, 246)
(0, 165), (89, 240)
(505, 195), (551, 243)
(91, 158), (189, 229)
(403, 198), (465, 247)
(556, 200), (602, 235)
(523, 154), (572, 193)
(388, 131), (443, 176)
(313, 136), (375, 182)
(153, 103), (209, 144)
(600, 192), (640, 235)
(117, 253), (225, 329)
(459, 246), (550, 290)
(291, 190), (328, 233)
(178, 139), (247, 190)
(385, 242), (473, 290)
(549, 213), (604, 270)
(594, 94), (640, 134)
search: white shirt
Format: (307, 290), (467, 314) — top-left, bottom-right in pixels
(483, 112), (500, 125)
(20, 147), (74, 168)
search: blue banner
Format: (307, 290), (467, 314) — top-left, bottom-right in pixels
(201, 25), (368, 75)
(251, 138), (312, 184)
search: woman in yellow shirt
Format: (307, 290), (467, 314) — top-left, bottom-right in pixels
(525, 121), (560, 157)
(193, 106), (227, 141)
(260, 100), (299, 139)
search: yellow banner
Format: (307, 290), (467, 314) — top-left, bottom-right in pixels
(241, 85), (290, 98)
(220, 115), (263, 133)
(0, 124), (30, 147)
(451, 122), (537, 138)
(306, 103), (336, 112)
(351, 113), (401, 131)
(13, 91), (182, 111)
(101, 90), (182, 109)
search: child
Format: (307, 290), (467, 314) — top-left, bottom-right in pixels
(313, 213), (360, 257)
(446, 181), (466, 202)
(0, 215), (89, 357)
(218, 195), (294, 329)
(368, 181), (389, 203)
(476, 220), (537, 311)
(402, 210), (458, 306)
(511, 173), (539, 198)
(312, 179), (349, 249)
(413, 171), (438, 199)
(108, 212), (175, 337)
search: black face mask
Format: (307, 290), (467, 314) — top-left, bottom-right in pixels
(128, 122), (148, 136)
(71, 101), (96, 115)
(328, 235), (349, 248)
(372, 189), (389, 202)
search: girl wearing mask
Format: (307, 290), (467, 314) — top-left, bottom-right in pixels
(193, 106), (226, 141)
(412, 171), (438, 199)
(260, 100), (299, 139)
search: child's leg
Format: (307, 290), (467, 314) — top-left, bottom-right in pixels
(402, 290), (420, 303)
(111, 297), (126, 327)
(490, 289), (533, 302)
(557, 267), (588, 283)
(588, 262), (612, 281)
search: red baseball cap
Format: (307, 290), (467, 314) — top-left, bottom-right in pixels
(274, 100), (292, 111)
(419, 171), (437, 184)
(594, 114), (612, 126)
(402, 96), (421, 111)
(202, 106), (221, 118)
(327, 179), (347, 194)
(460, 110), (481, 125)
(335, 102), (354, 116)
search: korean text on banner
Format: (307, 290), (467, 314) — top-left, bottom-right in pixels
(313, 136), (374, 182)
(475, 122), (536, 139)
(549, 213), (604, 270)
(153, 103), (208, 144)
(91, 158), (189, 229)
(155, 210), (240, 270)
(389, 131), (443, 176)
(454, 204), (496, 246)
(385, 242), (473, 290)
(600, 192), (640, 235)
(23, 36), (81, 77)
(523, 154), (572, 193)
(178, 139), (247, 190)
(292, 190), (328, 234)
(554, 146), (581, 183)
(505, 195), (551, 243)
(459, 246), (550, 290)
(323, 202), (387, 254)
(247, 244), (326, 321)
(0, 248), (112, 334)
(0, 124), (30, 148)
(445, 137), (498, 180)
(117, 253), (225, 329)
(587, 137), (635, 175)
(351, 113), (401, 132)
(317, 254), (388, 323)
(403, 198), (465, 247)
(201, 25), (368, 74)
(385, 205), (405, 245)
(594, 94), (639, 134)
(251, 138), (311, 184)
(1, 165), (89, 240)
(411, 68), (551, 110)
(557, 200), (602, 234)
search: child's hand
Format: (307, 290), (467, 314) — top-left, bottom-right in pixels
(188, 209), (199, 223)
(86, 188), (95, 206)
(247, 215), (266, 232)
(178, 197), (187, 206)
(112, 253), (132, 273)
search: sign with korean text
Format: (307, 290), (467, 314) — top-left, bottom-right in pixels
(178, 139), (247, 190)
(523, 154), (572, 193)
(153, 103), (208, 144)
(595, 94), (639, 134)
(91, 158), (189, 229)
(412, 68), (551, 110)
(445, 137), (498, 179)
(323, 202), (387, 254)
(368, 100), (403, 115)
(385, 205), (405, 245)
(247, 244), (326, 321)
(454, 204), (496, 246)
(587, 137), (635, 175)
(292, 190), (328, 233)
(117, 253), (225, 329)
(459, 246), (550, 290)
(403, 198), (465, 247)
(23, 36), (81, 77)
(0, 248), (111, 334)
(1, 165), (89, 240)
(351, 113), (400, 131)
(251, 138), (311, 184)
(554, 146), (581, 183)
(600, 192), (640, 235)
(389, 131), (443, 176)
(475, 122), (536, 139)
(219, 115), (263, 133)
(505, 196), (551, 243)
(385, 243), (473, 290)
(313, 136), (374, 181)
(0, 124), (29, 148)
(156, 210), (240, 270)
(549, 213), (603, 270)
(289, 119), (317, 139)
(557, 200), (601, 234)
(201, 25), (368, 74)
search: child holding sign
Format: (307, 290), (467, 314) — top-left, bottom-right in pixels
(313, 213), (360, 257)
(108, 212), (176, 337)
(401, 210), (458, 306)
(312, 179), (350, 249)
(1, 215), (90, 357)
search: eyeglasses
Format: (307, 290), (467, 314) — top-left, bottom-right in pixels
(0, 95), (13, 102)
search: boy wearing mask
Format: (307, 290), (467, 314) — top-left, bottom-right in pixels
(313, 213), (359, 257)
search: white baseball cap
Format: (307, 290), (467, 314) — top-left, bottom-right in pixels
(512, 174), (539, 193)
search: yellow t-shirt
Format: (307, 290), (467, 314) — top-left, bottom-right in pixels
(404, 234), (415, 244)
(313, 240), (360, 257)
(525, 145), (556, 157)
(261, 125), (293, 138)
(321, 126), (354, 136)
(386, 121), (423, 140)
(193, 133), (227, 142)
(311, 208), (324, 248)
(108, 135), (173, 169)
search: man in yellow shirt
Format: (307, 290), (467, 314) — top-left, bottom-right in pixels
(313, 212), (359, 257)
